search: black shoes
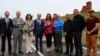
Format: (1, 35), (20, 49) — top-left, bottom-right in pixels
(19, 51), (24, 54)
(40, 50), (44, 53)
(12, 53), (17, 56)
(64, 52), (73, 56)
(74, 53), (83, 56)
(64, 52), (69, 55)
(12, 51), (23, 56)
(69, 52), (73, 56)
(59, 50), (63, 53)
(55, 49), (59, 52)
(55, 49), (63, 53)
(74, 54), (79, 56)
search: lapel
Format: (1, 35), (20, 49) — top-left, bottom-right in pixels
(36, 19), (40, 25)
(4, 18), (10, 27)
(14, 18), (17, 22)
(3, 18), (7, 26)
(36, 19), (42, 25)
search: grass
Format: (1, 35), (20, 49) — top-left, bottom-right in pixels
(62, 12), (100, 20)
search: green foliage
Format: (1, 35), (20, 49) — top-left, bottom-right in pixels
(62, 12), (100, 21)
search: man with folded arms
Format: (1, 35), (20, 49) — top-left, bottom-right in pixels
(12, 11), (24, 55)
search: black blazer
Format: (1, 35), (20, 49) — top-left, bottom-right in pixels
(1, 18), (13, 35)
(0, 19), (2, 35)
(63, 19), (72, 34)
(34, 19), (44, 36)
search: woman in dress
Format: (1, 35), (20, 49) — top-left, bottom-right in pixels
(24, 14), (34, 53)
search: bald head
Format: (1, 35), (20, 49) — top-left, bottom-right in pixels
(16, 11), (21, 18)
(5, 11), (10, 18)
(73, 9), (79, 16)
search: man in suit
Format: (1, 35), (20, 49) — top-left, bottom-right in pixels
(34, 13), (44, 52)
(0, 11), (13, 55)
(0, 17), (2, 36)
(12, 11), (24, 55)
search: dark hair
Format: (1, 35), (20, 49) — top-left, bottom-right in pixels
(53, 13), (57, 16)
(89, 10), (95, 13)
(46, 13), (52, 21)
(26, 14), (32, 20)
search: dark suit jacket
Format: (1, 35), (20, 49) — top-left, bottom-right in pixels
(34, 19), (44, 36)
(1, 18), (13, 35)
(0, 19), (2, 35)
(63, 19), (72, 34)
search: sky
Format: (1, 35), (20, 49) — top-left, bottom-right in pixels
(0, 0), (100, 19)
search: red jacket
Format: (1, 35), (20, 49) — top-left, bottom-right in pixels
(43, 19), (53, 34)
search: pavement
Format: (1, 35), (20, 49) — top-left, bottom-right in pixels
(0, 39), (100, 56)
(0, 31), (100, 56)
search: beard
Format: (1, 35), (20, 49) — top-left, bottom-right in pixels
(90, 15), (94, 18)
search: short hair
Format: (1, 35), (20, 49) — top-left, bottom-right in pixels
(74, 9), (79, 12)
(89, 10), (95, 13)
(5, 11), (9, 14)
(26, 14), (32, 20)
(4, 11), (10, 15)
(53, 13), (58, 16)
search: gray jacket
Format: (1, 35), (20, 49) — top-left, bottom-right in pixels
(12, 17), (24, 35)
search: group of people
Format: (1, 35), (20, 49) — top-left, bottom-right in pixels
(0, 9), (100, 56)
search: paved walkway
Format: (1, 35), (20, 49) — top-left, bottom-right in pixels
(0, 31), (100, 56)
(0, 40), (100, 56)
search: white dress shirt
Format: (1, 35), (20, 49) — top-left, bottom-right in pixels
(5, 17), (9, 24)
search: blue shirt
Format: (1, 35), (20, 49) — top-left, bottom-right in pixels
(53, 18), (64, 32)
(37, 19), (41, 25)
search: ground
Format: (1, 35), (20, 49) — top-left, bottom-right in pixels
(0, 39), (100, 56)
